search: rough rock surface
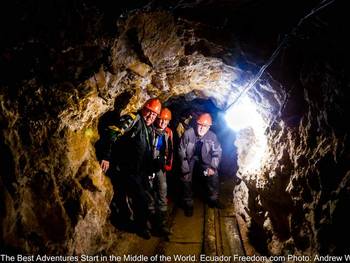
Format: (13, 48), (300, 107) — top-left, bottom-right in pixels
(0, 1), (251, 254)
(1, 0), (349, 256)
(233, 0), (350, 256)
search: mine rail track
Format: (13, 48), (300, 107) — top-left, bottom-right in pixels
(108, 177), (246, 263)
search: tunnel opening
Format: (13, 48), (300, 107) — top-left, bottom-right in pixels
(162, 89), (280, 257)
(93, 80), (279, 254)
(94, 94), (241, 223)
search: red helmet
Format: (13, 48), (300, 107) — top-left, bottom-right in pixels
(143, 98), (161, 115)
(159, 108), (172, 120)
(197, 113), (212, 126)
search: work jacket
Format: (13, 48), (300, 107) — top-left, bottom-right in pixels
(178, 127), (222, 175)
(102, 112), (153, 183)
(152, 127), (174, 172)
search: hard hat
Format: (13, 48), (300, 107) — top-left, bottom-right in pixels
(143, 98), (162, 115)
(159, 108), (172, 120)
(197, 113), (212, 126)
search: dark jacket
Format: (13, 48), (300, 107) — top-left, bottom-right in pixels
(102, 112), (153, 181)
(178, 127), (222, 175)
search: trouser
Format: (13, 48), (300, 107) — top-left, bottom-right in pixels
(115, 172), (152, 231)
(151, 169), (168, 213)
(109, 168), (132, 224)
(181, 162), (219, 208)
(111, 180), (132, 222)
(148, 170), (169, 232)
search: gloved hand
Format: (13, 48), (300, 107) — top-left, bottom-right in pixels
(100, 160), (110, 172)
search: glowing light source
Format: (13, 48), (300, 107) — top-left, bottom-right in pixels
(225, 95), (265, 132)
(225, 95), (268, 173)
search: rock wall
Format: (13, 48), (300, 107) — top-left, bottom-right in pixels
(0, 2), (248, 254)
(1, 0), (349, 256)
(233, 0), (350, 256)
(1, 0), (128, 254)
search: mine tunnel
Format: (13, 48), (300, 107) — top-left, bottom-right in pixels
(0, 0), (349, 262)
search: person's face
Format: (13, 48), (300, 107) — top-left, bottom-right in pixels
(157, 118), (170, 130)
(142, 108), (158, 126)
(196, 123), (210, 137)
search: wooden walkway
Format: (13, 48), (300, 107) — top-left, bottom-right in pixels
(107, 177), (245, 263)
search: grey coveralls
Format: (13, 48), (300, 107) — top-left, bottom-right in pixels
(178, 127), (222, 208)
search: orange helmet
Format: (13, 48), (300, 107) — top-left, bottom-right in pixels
(197, 113), (212, 126)
(159, 108), (172, 120)
(143, 98), (161, 115)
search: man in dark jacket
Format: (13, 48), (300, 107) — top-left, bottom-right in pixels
(100, 98), (162, 239)
(178, 113), (222, 216)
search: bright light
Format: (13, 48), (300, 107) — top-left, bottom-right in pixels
(225, 95), (265, 132)
(225, 95), (268, 173)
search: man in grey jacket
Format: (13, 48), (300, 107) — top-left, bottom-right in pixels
(178, 113), (223, 216)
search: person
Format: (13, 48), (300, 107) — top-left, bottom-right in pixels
(100, 98), (162, 239)
(178, 113), (223, 217)
(176, 114), (193, 139)
(150, 108), (174, 237)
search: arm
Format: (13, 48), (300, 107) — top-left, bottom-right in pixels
(100, 113), (138, 172)
(178, 130), (191, 174)
(164, 128), (173, 171)
(209, 133), (222, 173)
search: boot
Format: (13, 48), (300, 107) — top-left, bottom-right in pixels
(208, 199), (224, 209)
(184, 206), (193, 217)
(158, 211), (171, 236)
(152, 211), (171, 238)
(149, 212), (157, 232)
(135, 219), (151, 240)
(135, 222), (151, 240)
(137, 228), (151, 240)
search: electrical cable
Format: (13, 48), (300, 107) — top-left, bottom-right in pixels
(224, 0), (336, 111)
